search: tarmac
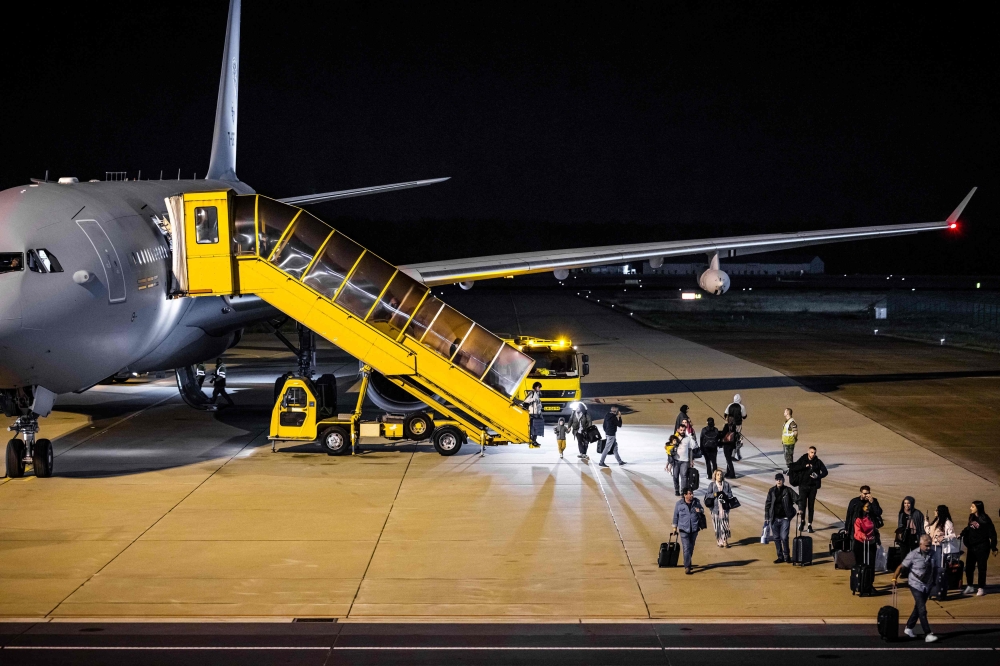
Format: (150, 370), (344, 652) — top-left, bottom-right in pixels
(1, 289), (999, 627)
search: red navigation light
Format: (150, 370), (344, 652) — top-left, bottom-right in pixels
(950, 223), (958, 229)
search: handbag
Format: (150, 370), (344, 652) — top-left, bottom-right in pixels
(596, 438), (606, 455)
(942, 537), (962, 556)
(722, 494), (741, 510)
(704, 495), (715, 509)
(761, 521), (772, 544)
(874, 545), (888, 572)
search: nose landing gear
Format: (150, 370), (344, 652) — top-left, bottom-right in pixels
(6, 414), (52, 478)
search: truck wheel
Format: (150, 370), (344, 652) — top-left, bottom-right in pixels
(33, 439), (53, 478)
(6, 439), (25, 478)
(432, 426), (464, 456)
(404, 412), (433, 441)
(319, 426), (351, 456)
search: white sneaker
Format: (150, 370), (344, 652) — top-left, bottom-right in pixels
(963, 586), (975, 595)
(903, 628), (916, 639)
(977, 588), (986, 596)
(925, 633), (938, 643)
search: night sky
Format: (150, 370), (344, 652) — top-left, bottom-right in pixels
(1, 2), (995, 273)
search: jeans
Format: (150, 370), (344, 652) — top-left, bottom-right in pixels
(702, 447), (718, 478)
(967, 545), (990, 588)
(672, 461), (689, 493)
(771, 517), (790, 560)
(679, 530), (698, 569)
(600, 436), (622, 465)
(782, 444), (795, 467)
(798, 487), (818, 524)
(906, 587), (932, 634)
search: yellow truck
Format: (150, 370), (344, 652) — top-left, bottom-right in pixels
(505, 336), (589, 418)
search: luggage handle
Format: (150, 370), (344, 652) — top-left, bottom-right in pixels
(891, 579), (897, 609)
(668, 531), (678, 546)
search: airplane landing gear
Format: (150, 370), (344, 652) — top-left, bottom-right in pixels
(6, 414), (51, 478)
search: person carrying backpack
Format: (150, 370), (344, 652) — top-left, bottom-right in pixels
(724, 394), (747, 461)
(700, 417), (720, 478)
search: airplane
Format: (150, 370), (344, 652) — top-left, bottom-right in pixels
(0, 0), (976, 477)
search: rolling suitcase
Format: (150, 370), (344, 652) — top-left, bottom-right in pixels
(851, 545), (875, 597)
(886, 545), (903, 572)
(877, 583), (899, 642)
(792, 524), (813, 566)
(830, 529), (850, 554)
(685, 465), (700, 491)
(834, 550), (856, 570)
(947, 557), (965, 589)
(658, 533), (680, 568)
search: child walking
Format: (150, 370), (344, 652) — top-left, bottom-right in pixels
(554, 418), (570, 459)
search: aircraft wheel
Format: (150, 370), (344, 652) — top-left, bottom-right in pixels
(34, 439), (53, 478)
(403, 412), (433, 441)
(6, 439), (25, 478)
(319, 426), (351, 456)
(432, 426), (464, 456)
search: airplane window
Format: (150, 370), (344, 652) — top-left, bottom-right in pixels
(232, 195), (257, 255)
(334, 251), (395, 317)
(269, 210), (331, 279)
(404, 296), (445, 343)
(422, 304), (473, 360)
(366, 270), (427, 338)
(484, 345), (534, 397)
(452, 325), (504, 379)
(1, 252), (24, 274)
(256, 197), (298, 260)
(302, 232), (364, 299)
(194, 206), (219, 244)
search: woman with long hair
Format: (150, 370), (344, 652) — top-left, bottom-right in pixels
(853, 502), (878, 566)
(897, 496), (926, 553)
(962, 501), (998, 596)
(925, 505), (957, 549)
(704, 468), (733, 548)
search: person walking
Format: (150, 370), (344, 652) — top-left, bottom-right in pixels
(569, 403), (592, 461)
(554, 417), (569, 459)
(852, 502), (879, 567)
(599, 406), (625, 467)
(670, 427), (694, 496)
(700, 417), (720, 478)
(961, 501), (997, 596)
(721, 416), (739, 479)
(724, 394), (747, 460)
(793, 446), (827, 533)
(764, 473), (799, 564)
(781, 408), (798, 472)
(704, 468), (733, 548)
(210, 358), (234, 407)
(672, 486), (705, 574)
(897, 497), (926, 553)
(893, 534), (939, 643)
(524, 382), (543, 448)
(675, 404), (690, 434)
(846, 486), (883, 550)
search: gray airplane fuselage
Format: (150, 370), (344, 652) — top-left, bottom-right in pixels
(0, 178), (272, 395)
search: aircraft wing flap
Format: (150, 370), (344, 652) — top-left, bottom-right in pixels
(278, 177), (450, 206)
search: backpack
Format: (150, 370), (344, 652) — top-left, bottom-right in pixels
(726, 403), (743, 425)
(701, 428), (719, 448)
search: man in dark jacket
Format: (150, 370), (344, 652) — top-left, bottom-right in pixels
(765, 473), (799, 564)
(700, 417), (720, 478)
(793, 446), (828, 533)
(599, 406), (625, 467)
(846, 485), (883, 546)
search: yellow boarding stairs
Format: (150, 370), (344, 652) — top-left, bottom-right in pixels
(167, 190), (535, 453)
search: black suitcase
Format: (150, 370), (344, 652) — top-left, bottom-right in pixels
(947, 557), (965, 589)
(852, 546), (875, 596)
(596, 438), (606, 454)
(585, 425), (601, 443)
(685, 466), (700, 491)
(877, 584), (899, 642)
(792, 525), (813, 566)
(658, 534), (680, 568)
(886, 546), (903, 572)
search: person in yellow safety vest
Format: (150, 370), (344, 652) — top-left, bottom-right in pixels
(781, 407), (798, 471)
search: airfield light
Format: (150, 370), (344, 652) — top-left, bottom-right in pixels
(681, 292), (698, 300)
(977, 282), (981, 289)
(874, 329), (879, 334)
(949, 223), (958, 230)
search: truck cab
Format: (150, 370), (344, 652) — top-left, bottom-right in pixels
(504, 336), (588, 419)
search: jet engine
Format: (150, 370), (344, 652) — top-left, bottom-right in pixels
(698, 268), (731, 295)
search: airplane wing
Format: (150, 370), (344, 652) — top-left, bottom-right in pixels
(399, 188), (976, 286)
(278, 177), (450, 206)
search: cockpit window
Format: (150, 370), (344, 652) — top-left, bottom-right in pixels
(27, 249), (63, 274)
(0, 253), (24, 274)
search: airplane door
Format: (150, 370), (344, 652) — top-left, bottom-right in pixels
(181, 192), (236, 296)
(76, 220), (127, 303)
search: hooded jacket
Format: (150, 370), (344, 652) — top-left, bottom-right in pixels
(962, 503), (998, 550)
(794, 453), (828, 490)
(897, 497), (926, 538)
